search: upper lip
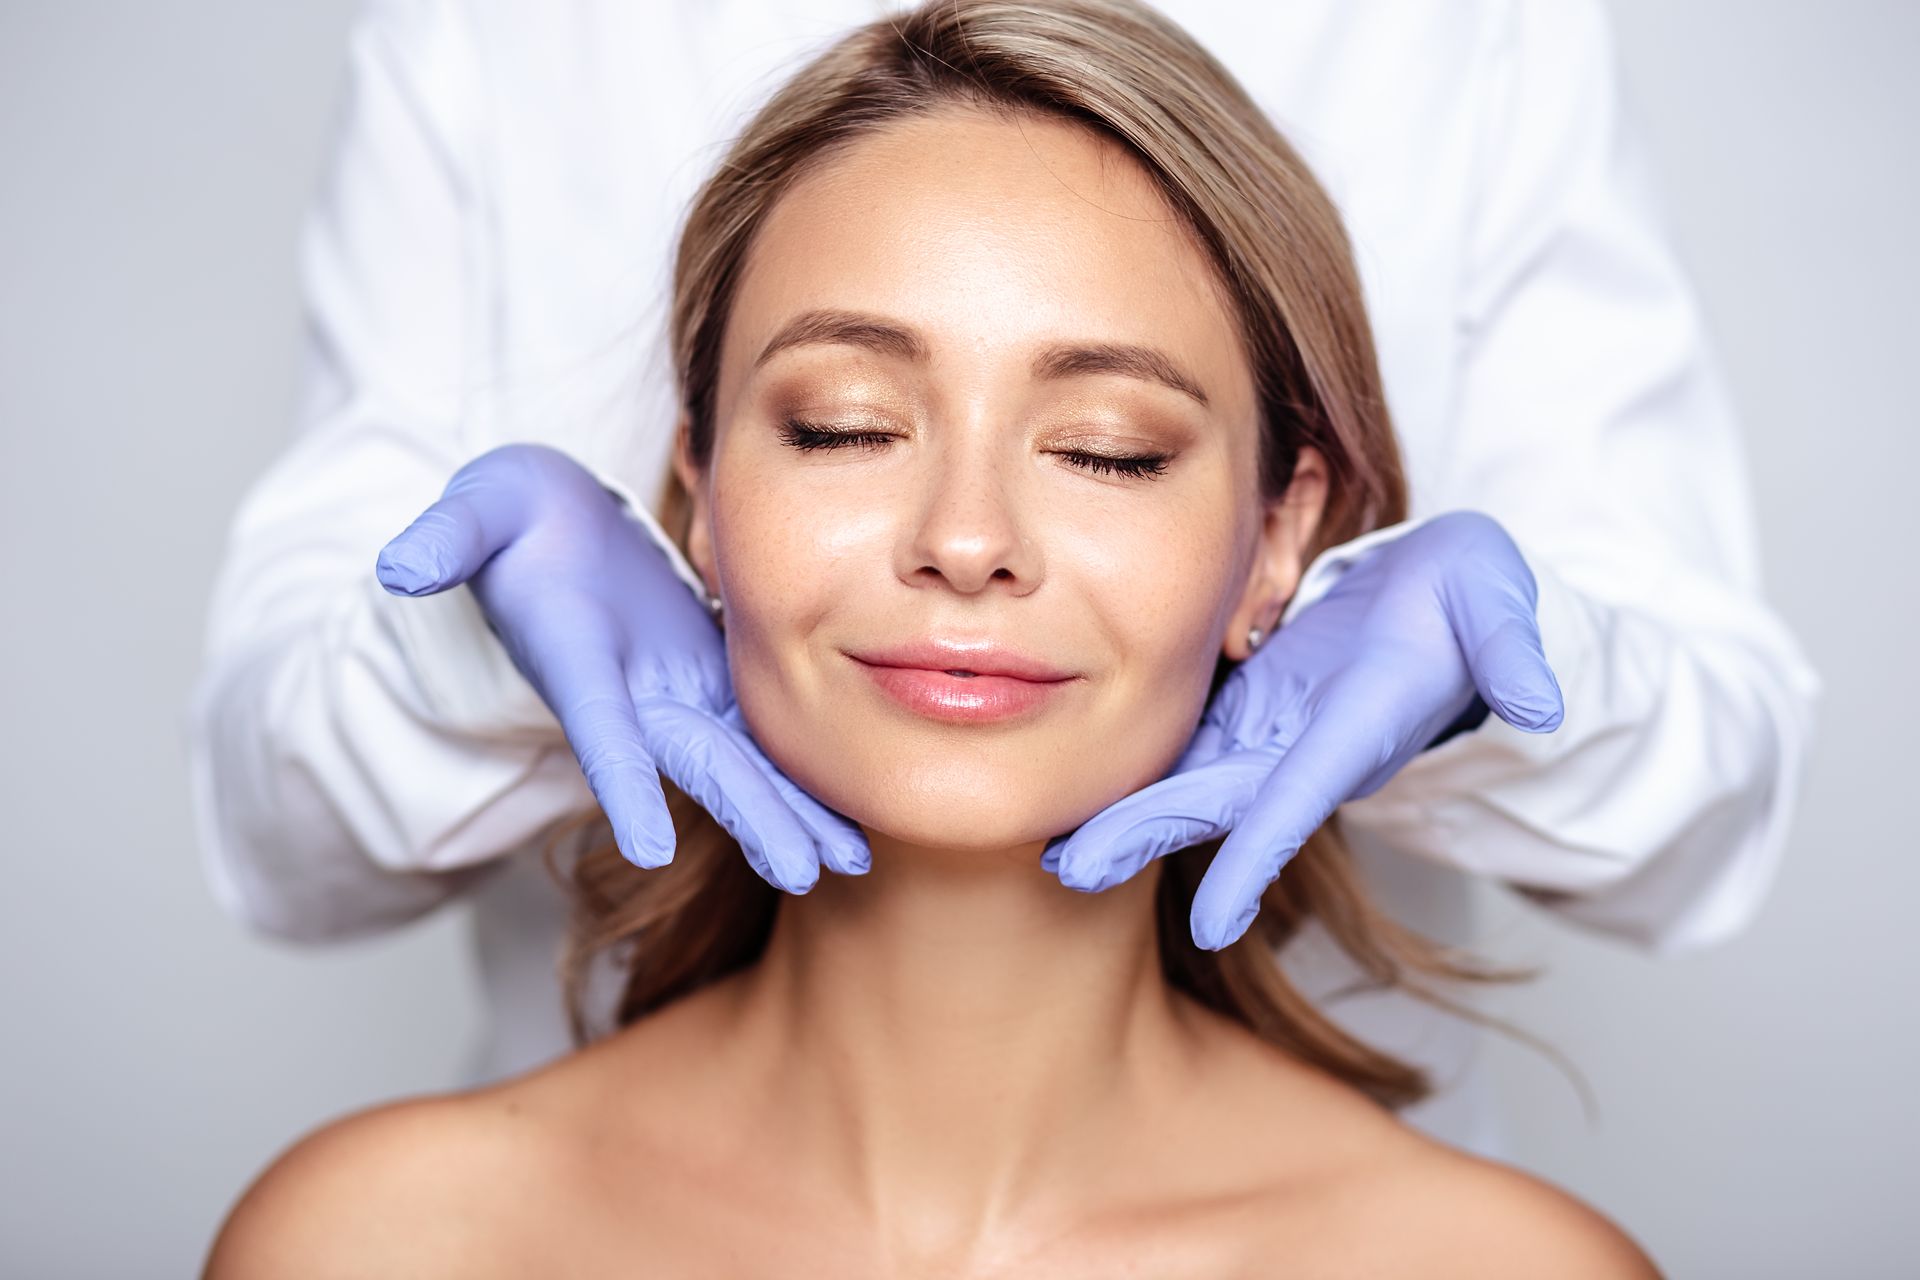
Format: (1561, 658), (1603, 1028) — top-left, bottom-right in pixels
(848, 638), (1077, 682)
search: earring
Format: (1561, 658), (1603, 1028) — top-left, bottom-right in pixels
(1247, 624), (1265, 652)
(704, 590), (724, 620)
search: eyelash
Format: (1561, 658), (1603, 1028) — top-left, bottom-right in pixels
(776, 417), (1172, 480)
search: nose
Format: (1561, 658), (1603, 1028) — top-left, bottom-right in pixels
(897, 443), (1042, 597)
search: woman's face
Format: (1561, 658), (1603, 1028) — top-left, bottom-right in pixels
(676, 105), (1326, 853)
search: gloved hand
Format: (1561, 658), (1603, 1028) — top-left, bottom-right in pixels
(373, 442), (870, 892)
(1043, 510), (1564, 950)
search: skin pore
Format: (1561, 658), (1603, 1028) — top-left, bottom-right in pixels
(205, 105), (1657, 1278)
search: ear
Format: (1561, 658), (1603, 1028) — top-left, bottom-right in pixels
(1222, 445), (1329, 662)
(670, 412), (719, 595)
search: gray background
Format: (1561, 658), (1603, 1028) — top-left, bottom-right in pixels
(1, 1), (1912, 1275)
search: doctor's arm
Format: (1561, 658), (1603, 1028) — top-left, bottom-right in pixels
(1051, 0), (1818, 954)
(1339, 0), (1821, 951)
(187, 0), (605, 941)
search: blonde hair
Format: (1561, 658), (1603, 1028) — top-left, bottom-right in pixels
(546, 0), (1536, 1110)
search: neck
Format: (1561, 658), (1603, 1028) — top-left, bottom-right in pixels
(725, 832), (1194, 1238)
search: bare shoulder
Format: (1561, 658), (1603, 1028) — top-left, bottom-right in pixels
(1327, 1134), (1663, 1278)
(203, 1083), (573, 1280)
(1415, 1146), (1661, 1277)
(1168, 1001), (1661, 1276)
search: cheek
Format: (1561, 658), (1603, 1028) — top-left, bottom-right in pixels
(1062, 481), (1250, 793)
(708, 482), (822, 629)
(704, 428), (895, 637)
(1072, 491), (1246, 674)
(702, 454), (891, 818)
(706, 469), (837, 719)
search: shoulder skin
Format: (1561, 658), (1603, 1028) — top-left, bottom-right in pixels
(202, 1089), (564, 1280)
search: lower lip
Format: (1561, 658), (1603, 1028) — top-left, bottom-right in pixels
(854, 660), (1073, 724)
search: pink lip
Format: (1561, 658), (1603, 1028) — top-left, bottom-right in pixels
(847, 639), (1078, 725)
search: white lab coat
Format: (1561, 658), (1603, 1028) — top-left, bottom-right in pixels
(185, 0), (1820, 1155)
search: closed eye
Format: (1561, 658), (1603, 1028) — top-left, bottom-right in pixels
(776, 417), (1171, 480)
(777, 418), (895, 454)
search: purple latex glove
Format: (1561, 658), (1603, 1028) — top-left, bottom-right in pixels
(1043, 510), (1564, 950)
(373, 442), (870, 892)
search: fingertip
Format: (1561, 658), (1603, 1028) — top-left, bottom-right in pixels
(1494, 684), (1565, 732)
(762, 839), (821, 895)
(1053, 848), (1112, 893)
(622, 820), (676, 869)
(1477, 617), (1564, 732)
(1191, 832), (1294, 951)
(374, 540), (447, 596)
(1190, 901), (1254, 952)
(1049, 820), (1131, 891)
(826, 838), (872, 877)
(1189, 918), (1227, 952)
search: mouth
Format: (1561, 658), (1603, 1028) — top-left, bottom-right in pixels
(845, 639), (1078, 724)
(846, 638), (1075, 683)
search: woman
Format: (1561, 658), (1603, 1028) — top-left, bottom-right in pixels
(207, 1), (1659, 1273)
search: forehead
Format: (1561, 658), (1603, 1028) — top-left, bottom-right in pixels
(719, 106), (1252, 410)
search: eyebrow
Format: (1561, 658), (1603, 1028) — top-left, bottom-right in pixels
(752, 307), (1211, 408)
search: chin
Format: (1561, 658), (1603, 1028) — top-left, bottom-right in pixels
(785, 752), (1088, 853)
(856, 801), (1060, 853)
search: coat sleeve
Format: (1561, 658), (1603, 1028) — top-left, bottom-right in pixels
(1326, 0), (1820, 952)
(184, 0), (685, 943)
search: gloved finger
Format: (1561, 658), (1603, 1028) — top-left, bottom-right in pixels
(541, 654), (678, 870)
(632, 697), (824, 895)
(1048, 750), (1276, 892)
(374, 481), (524, 597)
(1054, 700), (1241, 878)
(1188, 682), (1393, 950)
(716, 704), (871, 878)
(785, 791), (871, 879)
(1448, 574), (1563, 732)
